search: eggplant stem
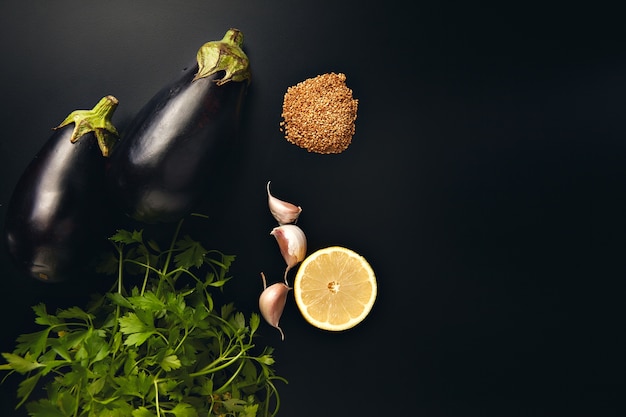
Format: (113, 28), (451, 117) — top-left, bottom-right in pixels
(54, 95), (120, 157)
(193, 28), (251, 85)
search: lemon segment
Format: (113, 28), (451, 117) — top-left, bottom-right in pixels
(293, 246), (377, 331)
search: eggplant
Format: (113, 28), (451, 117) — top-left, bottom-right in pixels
(4, 96), (119, 282)
(106, 28), (251, 223)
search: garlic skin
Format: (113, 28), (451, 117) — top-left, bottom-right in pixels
(259, 272), (291, 340)
(270, 224), (307, 284)
(267, 181), (302, 225)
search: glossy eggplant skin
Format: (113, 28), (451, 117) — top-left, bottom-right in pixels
(4, 126), (112, 283)
(106, 65), (247, 223)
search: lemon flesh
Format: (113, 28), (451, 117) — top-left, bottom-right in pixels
(294, 246), (377, 331)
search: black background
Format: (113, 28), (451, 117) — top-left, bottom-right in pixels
(1, 1), (624, 416)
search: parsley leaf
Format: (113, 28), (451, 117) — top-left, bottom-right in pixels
(174, 234), (207, 268)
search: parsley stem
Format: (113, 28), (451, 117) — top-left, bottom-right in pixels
(117, 244), (123, 295)
(163, 266), (201, 282)
(110, 243), (125, 360)
(214, 358), (245, 394)
(162, 218), (184, 275)
(155, 331), (169, 345)
(123, 259), (161, 276)
(265, 378), (283, 417)
(153, 377), (162, 417)
(140, 254), (150, 296)
(72, 381), (81, 417)
(188, 348), (245, 377)
(173, 326), (190, 353)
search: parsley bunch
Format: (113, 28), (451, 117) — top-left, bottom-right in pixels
(1, 219), (286, 417)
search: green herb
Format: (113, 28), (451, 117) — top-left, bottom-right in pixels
(1, 219), (286, 417)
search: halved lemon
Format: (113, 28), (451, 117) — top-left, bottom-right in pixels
(293, 246), (377, 331)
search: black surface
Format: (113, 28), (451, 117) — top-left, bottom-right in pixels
(0, 1), (624, 416)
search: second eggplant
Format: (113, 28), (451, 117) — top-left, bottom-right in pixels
(106, 28), (251, 223)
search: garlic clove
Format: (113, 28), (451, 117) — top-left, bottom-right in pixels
(270, 224), (307, 285)
(267, 181), (302, 225)
(259, 272), (291, 340)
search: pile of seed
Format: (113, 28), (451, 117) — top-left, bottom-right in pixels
(280, 72), (358, 154)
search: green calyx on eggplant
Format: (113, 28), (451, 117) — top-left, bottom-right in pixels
(4, 96), (120, 283)
(55, 95), (120, 156)
(106, 28), (251, 224)
(193, 27), (251, 84)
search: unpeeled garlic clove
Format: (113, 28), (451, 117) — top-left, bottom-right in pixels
(267, 181), (302, 225)
(259, 272), (291, 340)
(270, 224), (307, 285)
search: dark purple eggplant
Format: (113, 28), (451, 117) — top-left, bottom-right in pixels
(4, 96), (119, 282)
(106, 28), (251, 223)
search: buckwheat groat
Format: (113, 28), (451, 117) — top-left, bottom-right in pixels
(280, 72), (358, 154)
